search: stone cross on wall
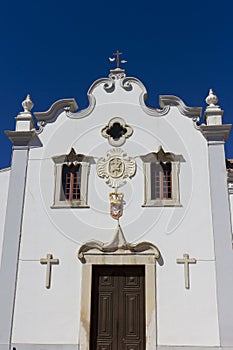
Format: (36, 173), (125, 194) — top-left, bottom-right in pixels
(40, 253), (59, 289)
(176, 253), (197, 289)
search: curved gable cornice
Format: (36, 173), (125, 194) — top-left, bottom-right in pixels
(34, 98), (78, 124)
(68, 76), (170, 119)
(159, 95), (202, 118)
(69, 77), (202, 119)
(33, 76), (203, 133)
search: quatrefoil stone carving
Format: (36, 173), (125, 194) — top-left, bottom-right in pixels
(101, 117), (133, 146)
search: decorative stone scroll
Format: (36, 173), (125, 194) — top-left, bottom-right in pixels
(78, 223), (160, 263)
(96, 148), (136, 189)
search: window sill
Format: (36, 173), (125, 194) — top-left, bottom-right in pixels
(142, 200), (182, 207)
(51, 202), (90, 209)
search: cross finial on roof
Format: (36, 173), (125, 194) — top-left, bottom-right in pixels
(113, 50), (122, 68)
(109, 50), (127, 69)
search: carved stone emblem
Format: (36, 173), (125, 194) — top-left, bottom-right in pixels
(97, 148), (136, 188)
(109, 158), (124, 178)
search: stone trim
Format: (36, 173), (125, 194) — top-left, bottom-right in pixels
(0, 129), (42, 350)
(0, 148), (29, 349)
(5, 131), (38, 147)
(101, 117), (133, 146)
(51, 150), (92, 208)
(199, 125), (232, 143)
(159, 95), (202, 118)
(78, 224), (160, 350)
(78, 254), (157, 350)
(78, 223), (160, 263)
(51, 162), (90, 208)
(140, 148), (182, 207)
(34, 99), (78, 123)
(8, 345), (232, 350)
(10, 345), (78, 350)
(67, 77), (200, 120)
(142, 161), (181, 207)
(157, 347), (223, 350)
(207, 141), (233, 345)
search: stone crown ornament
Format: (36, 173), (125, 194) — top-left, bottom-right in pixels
(22, 94), (34, 113)
(205, 89), (218, 107)
(97, 148), (136, 188)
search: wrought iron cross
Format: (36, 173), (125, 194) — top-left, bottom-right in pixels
(40, 253), (59, 289)
(113, 50), (122, 68)
(176, 253), (197, 289)
(109, 50), (127, 69)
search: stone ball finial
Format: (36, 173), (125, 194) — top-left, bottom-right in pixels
(22, 94), (34, 113)
(205, 89), (218, 106)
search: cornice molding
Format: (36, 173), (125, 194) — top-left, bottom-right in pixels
(33, 78), (203, 127)
(68, 76), (170, 120)
(52, 148), (94, 164)
(5, 130), (39, 146)
(34, 98), (78, 132)
(199, 124), (232, 142)
(67, 94), (96, 120)
(159, 95), (202, 118)
(119, 77), (170, 117)
(68, 77), (203, 120)
(140, 145), (184, 163)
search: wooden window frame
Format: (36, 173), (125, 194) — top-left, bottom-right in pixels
(61, 164), (82, 201)
(151, 162), (172, 200)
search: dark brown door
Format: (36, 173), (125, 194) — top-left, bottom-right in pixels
(90, 265), (145, 350)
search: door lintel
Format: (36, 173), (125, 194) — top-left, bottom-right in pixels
(77, 223), (160, 263)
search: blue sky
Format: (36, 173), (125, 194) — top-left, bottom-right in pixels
(0, 0), (232, 169)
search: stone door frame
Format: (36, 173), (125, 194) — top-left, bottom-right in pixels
(78, 253), (157, 350)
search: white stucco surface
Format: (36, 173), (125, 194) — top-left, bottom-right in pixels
(3, 73), (232, 348)
(0, 168), (10, 268)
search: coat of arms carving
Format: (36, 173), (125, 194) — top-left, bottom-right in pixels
(109, 192), (123, 219)
(96, 148), (136, 188)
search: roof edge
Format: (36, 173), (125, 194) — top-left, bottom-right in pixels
(159, 95), (202, 118)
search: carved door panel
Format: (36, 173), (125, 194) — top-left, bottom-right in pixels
(90, 265), (145, 350)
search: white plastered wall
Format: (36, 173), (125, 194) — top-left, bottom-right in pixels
(12, 78), (220, 346)
(0, 168), (10, 269)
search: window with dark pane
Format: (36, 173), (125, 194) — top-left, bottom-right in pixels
(61, 164), (81, 201)
(106, 122), (127, 141)
(151, 162), (172, 200)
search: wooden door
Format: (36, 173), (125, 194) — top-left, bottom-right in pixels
(90, 265), (145, 350)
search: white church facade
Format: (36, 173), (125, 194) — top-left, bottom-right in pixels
(1, 58), (233, 350)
